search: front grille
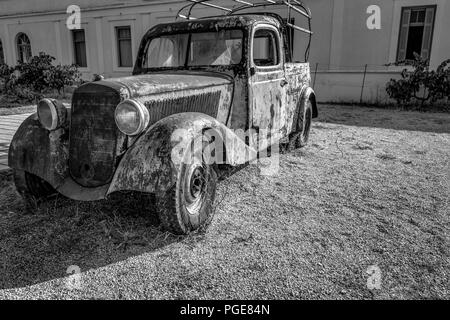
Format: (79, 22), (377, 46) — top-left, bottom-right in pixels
(145, 91), (221, 125)
(69, 84), (121, 187)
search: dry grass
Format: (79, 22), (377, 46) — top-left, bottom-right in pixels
(0, 104), (448, 300)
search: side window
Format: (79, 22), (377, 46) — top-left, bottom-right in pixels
(253, 28), (280, 67)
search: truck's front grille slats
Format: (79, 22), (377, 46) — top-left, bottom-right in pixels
(69, 85), (121, 188)
(144, 91), (221, 125)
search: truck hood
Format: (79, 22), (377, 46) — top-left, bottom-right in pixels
(101, 71), (233, 98)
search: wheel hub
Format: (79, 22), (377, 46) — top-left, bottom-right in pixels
(190, 167), (205, 199)
(183, 163), (208, 216)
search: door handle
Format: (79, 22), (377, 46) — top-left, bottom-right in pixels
(280, 79), (288, 87)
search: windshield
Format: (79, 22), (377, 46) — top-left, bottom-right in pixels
(143, 29), (243, 68)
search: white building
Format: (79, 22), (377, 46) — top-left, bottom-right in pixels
(0, 0), (449, 103)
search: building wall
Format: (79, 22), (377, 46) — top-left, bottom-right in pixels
(312, 0), (450, 103)
(0, 0), (185, 78)
(0, 0), (448, 103)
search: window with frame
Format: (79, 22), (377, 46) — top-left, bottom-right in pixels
(143, 30), (243, 69)
(72, 29), (87, 68)
(16, 33), (32, 63)
(0, 39), (4, 64)
(253, 28), (280, 67)
(397, 6), (436, 62)
(116, 26), (133, 68)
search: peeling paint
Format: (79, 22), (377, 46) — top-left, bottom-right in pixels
(8, 114), (69, 188)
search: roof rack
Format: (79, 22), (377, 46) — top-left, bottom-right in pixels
(176, 0), (312, 35)
(176, 0), (313, 60)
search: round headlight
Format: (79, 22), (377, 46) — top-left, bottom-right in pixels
(37, 98), (67, 131)
(115, 99), (149, 136)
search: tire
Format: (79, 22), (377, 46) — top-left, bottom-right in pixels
(13, 169), (57, 210)
(287, 99), (313, 150)
(155, 134), (218, 235)
(296, 99), (313, 148)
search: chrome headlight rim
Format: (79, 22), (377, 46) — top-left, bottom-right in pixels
(37, 98), (60, 131)
(114, 99), (149, 136)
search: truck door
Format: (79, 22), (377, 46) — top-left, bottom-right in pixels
(249, 24), (287, 149)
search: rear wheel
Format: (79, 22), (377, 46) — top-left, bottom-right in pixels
(286, 99), (313, 151)
(155, 134), (217, 235)
(13, 169), (57, 210)
(297, 99), (313, 148)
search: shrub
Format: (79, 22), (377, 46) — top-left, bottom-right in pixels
(0, 63), (15, 94)
(429, 59), (450, 102)
(386, 54), (450, 107)
(0, 52), (81, 106)
(45, 64), (81, 94)
(16, 52), (55, 92)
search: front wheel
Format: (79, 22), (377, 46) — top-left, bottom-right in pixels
(155, 135), (217, 235)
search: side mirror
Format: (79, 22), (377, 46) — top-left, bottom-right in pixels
(250, 67), (256, 76)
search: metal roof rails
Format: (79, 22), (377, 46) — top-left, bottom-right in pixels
(176, 0), (312, 35)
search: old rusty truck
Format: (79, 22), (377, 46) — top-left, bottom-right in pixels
(9, 0), (318, 235)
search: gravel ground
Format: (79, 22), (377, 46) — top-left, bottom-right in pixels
(0, 104), (448, 300)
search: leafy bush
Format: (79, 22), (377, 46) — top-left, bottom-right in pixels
(0, 63), (15, 94)
(16, 52), (55, 92)
(45, 64), (81, 94)
(429, 59), (450, 102)
(0, 52), (81, 106)
(386, 54), (450, 107)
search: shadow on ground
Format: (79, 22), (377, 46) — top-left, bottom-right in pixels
(0, 105), (449, 299)
(0, 172), (184, 290)
(317, 104), (450, 134)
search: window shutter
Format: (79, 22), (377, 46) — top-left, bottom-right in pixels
(421, 7), (435, 61)
(397, 9), (411, 61)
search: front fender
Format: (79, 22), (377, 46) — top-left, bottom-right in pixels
(108, 112), (256, 194)
(8, 113), (70, 188)
(302, 87), (318, 118)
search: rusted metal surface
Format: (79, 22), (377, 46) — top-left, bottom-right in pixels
(8, 113), (70, 188)
(284, 63), (315, 134)
(108, 112), (256, 195)
(8, 14), (317, 201)
(113, 72), (232, 97)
